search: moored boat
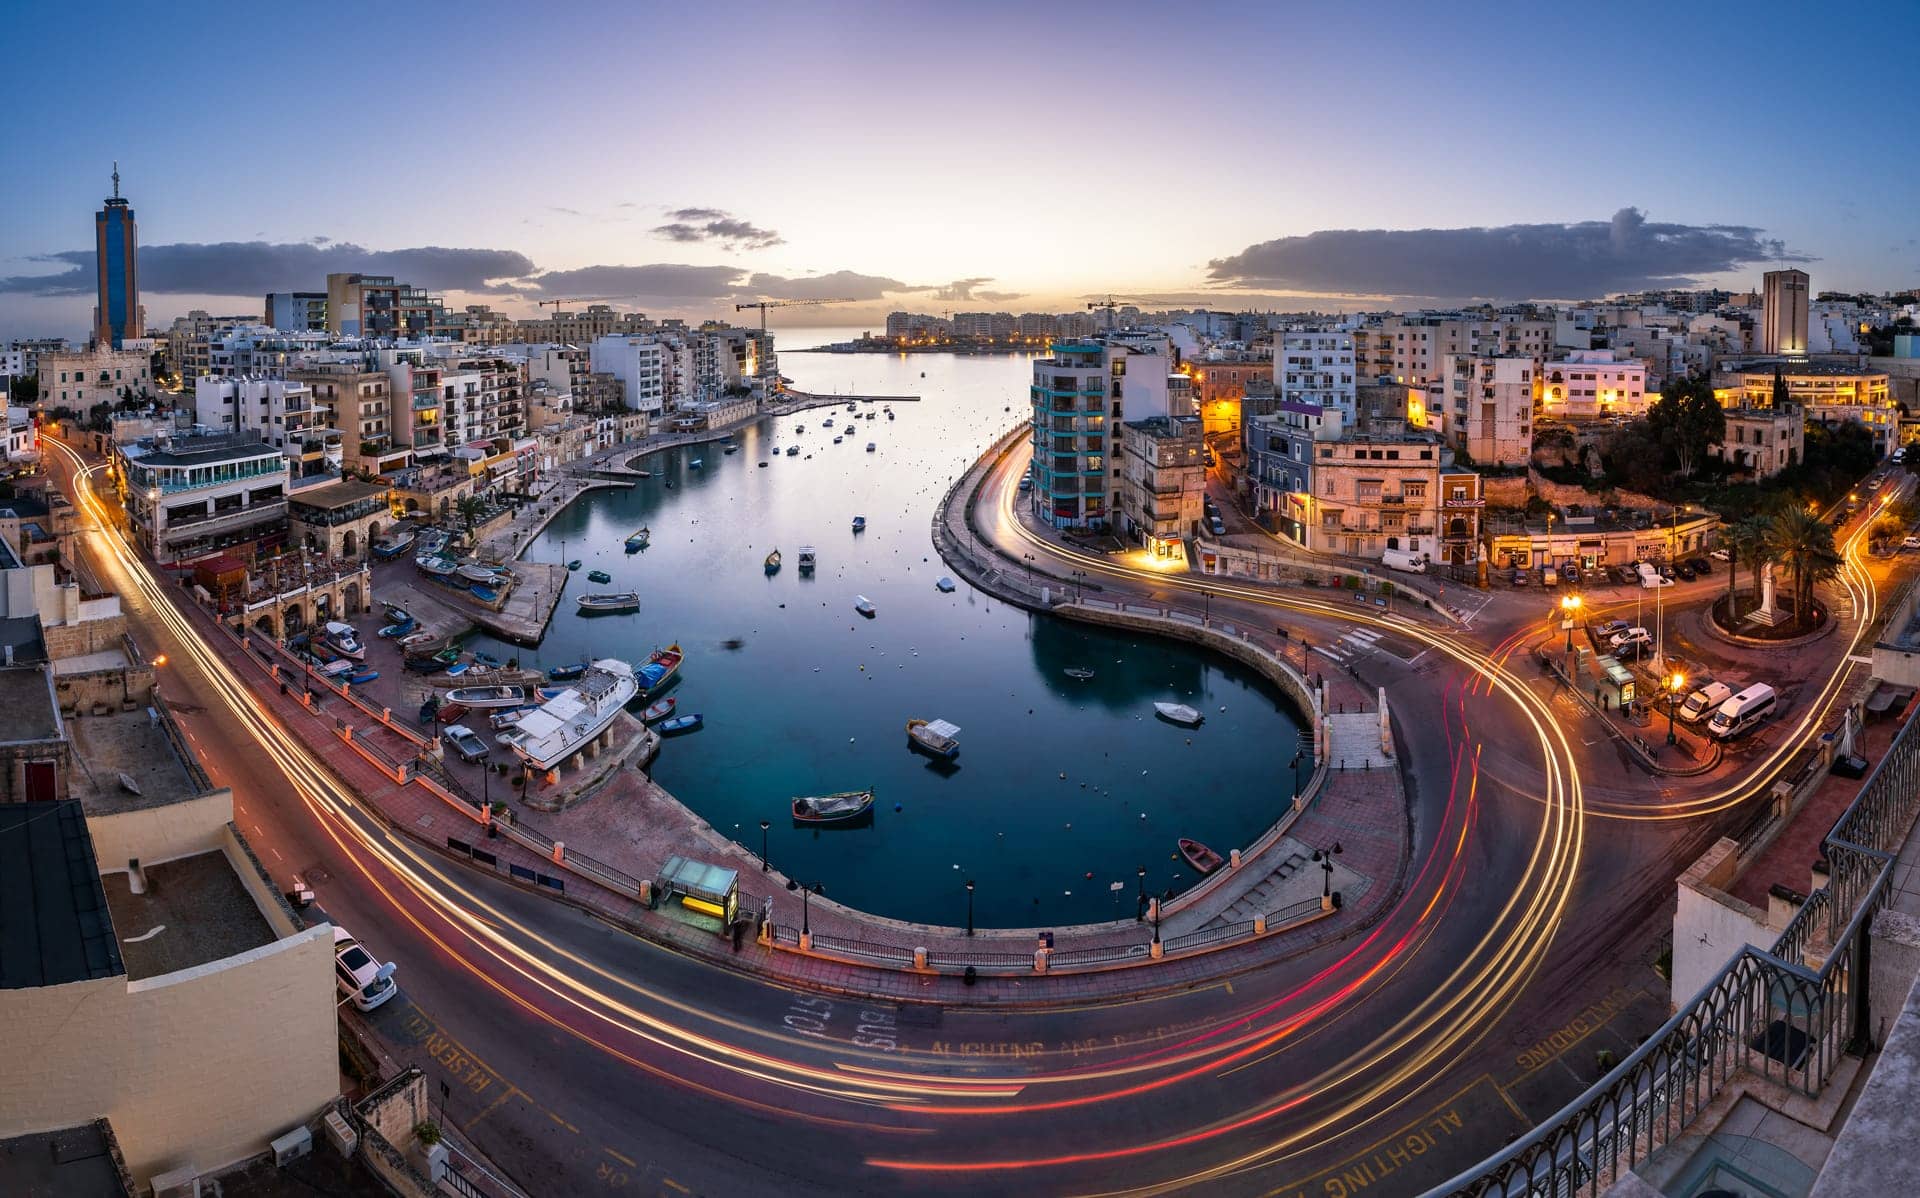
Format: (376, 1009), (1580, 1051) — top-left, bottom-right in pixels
(456, 562), (503, 583)
(469, 585), (501, 603)
(1153, 702), (1204, 727)
(690, 458), (703, 469)
(640, 697), (677, 723)
(321, 621), (365, 661)
(791, 790), (875, 826)
(785, 445), (799, 456)
(445, 684), (527, 709)
(498, 660), (640, 771)
(764, 549), (782, 575)
(577, 592), (640, 614)
(854, 595), (876, 618)
(866, 442), (876, 452)
(797, 547), (816, 573)
(935, 577), (956, 593)
(658, 712), (703, 735)
(377, 619), (414, 639)
(587, 569), (612, 583)
(371, 529), (417, 559)
(565, 559), (583, 571)
(851, 515), (867, 532)
(547, 661), (589, 681)
(399, 630), (438, 650)
(906, 718), (961, 760)
(416, 553), (459, 577)
(488, 708), (531, 730)
(637, 644), (683, 693)
(348, 669), (379, 685)
(1178, 838), (1225, 875)
(625, 527), (650, 552)
(1064, 667), (1095, 680)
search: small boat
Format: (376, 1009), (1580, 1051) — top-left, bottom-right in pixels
(852, 516), (867, 533)
(318, 659), (354, 678)
(377, 620), (414, 639)
(587, 569), (612, 584)
(1064, 668), (1095, 680)
(758, 461), (769, 468)
(866, 442), (876, 452)
(1154, 702), (1204, 727)
(447, 684), (526, 709)
(489, 708), (531, 730)
(832, 436), (842, 445)
(795, 424), (805, 432)
(785, 445), (799, 456)
(372, 529), (417, 559)
(866, 412), (876, 421)
(469, 585), (502, 603)
(641, 697), (677, 722)
(534, 687), (568, 701)
(823, 418), (834, 428)
(638, 644), (683, 693)
(798, 547), (816, 573)
(321, 621), (365, 661)
(547, 662), (589, 681)
(400, 630), (438, 650)
(416, 554), (459, 577)
(764, 549), (782, 575)
(658, 713), (703, 735)
(886, 410), (895, 420)
(456, 562), (501, 583)
(431, 646), (461, 666)
(722, 443), (739, 455)
(565, 559), (582, 571)
(906, 718), (961, 760)
(854, 595), (876, 618)
(474, 652), (501, 668)
(578, 592), (641, 615)
(1178, 838), (1225, 875)
(935, 577), (956, 593)
(445, 660), (471, 677)
(625, 527), (650, 552)
(690, 458), (703, 469)
(384, 605), (412, 624)
(792, 790), (875, 826)
(348, 669), (380, 685)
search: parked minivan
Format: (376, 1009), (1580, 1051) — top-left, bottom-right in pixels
(1678, 681), (1734, 723)
(1707, 683), (1777, 739)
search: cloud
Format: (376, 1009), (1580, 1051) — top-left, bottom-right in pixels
(745, 270), (907, 301)
(651, 208), (783, 250)
(1206, 208), (1810, 300)
(917, 276), (1026, 304)
(0, 240), (535, 298)
(523, 263), (747, 300)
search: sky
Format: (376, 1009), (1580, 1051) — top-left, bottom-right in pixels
(3, 0), (1916, 340)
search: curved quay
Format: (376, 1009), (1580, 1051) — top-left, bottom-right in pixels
(45, 420), (1879, 1196)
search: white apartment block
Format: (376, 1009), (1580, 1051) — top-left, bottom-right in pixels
(1441, 355), (1536, 467)
(1354, 317), (1553, 385)
(191, 376), (323, 461)
(591, 335), (670, 414)
(38, 348), (154, 409)
(1278, 331), (1356, 419)
(1539, 350), (1648, 419)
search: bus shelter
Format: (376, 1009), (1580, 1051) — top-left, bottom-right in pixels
(657, 855), (739, 931)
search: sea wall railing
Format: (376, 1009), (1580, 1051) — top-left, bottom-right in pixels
(1429, 703), (1920, 1197)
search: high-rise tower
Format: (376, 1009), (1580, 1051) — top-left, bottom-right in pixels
(94, 163), (142, 348)
(1761, 268), (1808, 356)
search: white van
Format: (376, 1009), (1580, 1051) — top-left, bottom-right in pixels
(1638, 561), (1672, 589)
(1707, 683), (1776, 739)
(1382, 548), (1429, 574)
(1678, 681), (1733, 723)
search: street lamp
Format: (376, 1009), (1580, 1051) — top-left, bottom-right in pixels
(1201, 588), (1214, 623)
(1666, 671), (1686, 746)
(1560, 593), (1582, 654)
(965, 878), (976, 937)
(759, 819), (770, 872)
(1136, 865), (1147, 922)
(786, 879), (824, 937)
(1311, 843), (1343, 897)
(1022, 552), (1035, 581)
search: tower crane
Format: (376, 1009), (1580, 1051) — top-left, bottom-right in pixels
(733, 297), (857, 333)
(535, 296), (634, 312)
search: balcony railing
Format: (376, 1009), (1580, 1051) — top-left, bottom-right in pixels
(162, 498), (288, 537)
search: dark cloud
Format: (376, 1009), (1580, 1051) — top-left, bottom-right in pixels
(652, 208), (783, 250)
(1206, 208), (1810, 301)
(916, 276), (1025, 303)
(0, 241), (535, 298)
(523, 264), (747, 299)
(745, 270), (906, 302)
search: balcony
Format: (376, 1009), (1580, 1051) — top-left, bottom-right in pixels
(162, 498), (288, 538)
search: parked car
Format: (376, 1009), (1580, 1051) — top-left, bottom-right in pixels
(1609, 627), (1653, 650)
(1710, 548), (1732, 562)
(1659, 563), (1676, 581)
(1511, 569), (1530, 586)
(1687, 556), (1713, 575)
(334, 927), (397, 1012)
(1614, 565), (1640, 585)
(1208, 515), (1226, 536)
(1675, 563), (1697, 581)
(442, 723), (489, 762)
(1903, 535), (1920, 551)
(1596, 619), (1632, 639)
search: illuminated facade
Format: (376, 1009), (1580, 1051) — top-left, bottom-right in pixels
(1720, 360), (1896, 453)
(1029, 335), (1187, 531)
(1762, 269), (1810, 355)
(93, 166), (142, 349)
(1116, 414), (1204, 557)
(1537, 350), (1648, 419)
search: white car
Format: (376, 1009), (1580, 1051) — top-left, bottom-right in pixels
(1609, 627), (1653, 650)
(1904, 536), (1920, 551)
(334, 927), (397, 1011)
(1709, 548), (1732, 562)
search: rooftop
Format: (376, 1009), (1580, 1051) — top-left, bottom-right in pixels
(0, 616), (48, 664)
(0, 801), (123, 989)
(0, 1122), (131, 1197)
(0, 665), (60, 743)
(125, 431), (284, 467)
(286, 477), (388, 511)
(1726, 358), (1889, 379)
(66, 707), (203, 815)
(101, 852), (274, 980)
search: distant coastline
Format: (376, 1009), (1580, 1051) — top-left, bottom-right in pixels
(785, 339), (1040, 356)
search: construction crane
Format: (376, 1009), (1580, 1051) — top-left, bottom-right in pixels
(1086, 294), (1155, 312)
(535, 296), (633, 312)
(734, 297), (857, 333)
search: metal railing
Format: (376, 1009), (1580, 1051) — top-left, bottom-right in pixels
(1163, 919), (1258, 954)
(810, 933), (915, 965)
(927, 948), (1033, 970)
(1435, 705), (1920, 1197)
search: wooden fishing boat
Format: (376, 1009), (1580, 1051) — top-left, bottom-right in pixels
(565, 559), (583, 571)
(791, 790), (875, 826)
(764, 549), (782, 575)
(577, 592), (640, 615)
(658, 712), (703, 735)
(906, 718), (961, 760)
(625, 527), (650, 552)
(1063, 668), (1095, 680)
(640, 697), (676, 722)
(587, 569), (612, 584)
(445, 684), (527, 709)
(1178, 838), (1225, 875)
(547, 662), (589, 681)
(348, 669), (380, 685)
(637, 644), (682, 693)
(1154, 702), (1204, 727)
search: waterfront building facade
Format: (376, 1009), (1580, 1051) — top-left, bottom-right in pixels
(117, 431), (291, 563)
(1300, 425), (1464, 561)
(287, 361), (409, 474)
(1029, 334), (1190, 531)
(1115, 414), (1205, 557)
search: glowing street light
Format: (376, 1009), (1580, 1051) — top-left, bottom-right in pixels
(1666, 671), (1687, 746)
(1559, 593), (1582, 653)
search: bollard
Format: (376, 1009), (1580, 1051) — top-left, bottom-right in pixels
(1033, 947), (1049, 974)
(800, 930), (813, 952)
(551, 841), (564, 865)
(913, 946), (928, 971)
(1321, 893), (1334, 913)
(1229, 848), (1242, 869)
(1149, 939), (1164, 960)
(1254, 915), (1268, 935)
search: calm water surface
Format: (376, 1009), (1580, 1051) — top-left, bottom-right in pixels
(473, 330), (1305, 927)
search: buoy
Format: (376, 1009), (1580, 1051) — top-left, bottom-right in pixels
(894, 803), (902, 812)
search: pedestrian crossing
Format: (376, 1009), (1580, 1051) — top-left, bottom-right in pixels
(1312, 628), (1384, 664)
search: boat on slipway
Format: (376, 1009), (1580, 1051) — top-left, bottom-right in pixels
(792, 790), (875, 826)
(499, 660), (639, 772)
(321, 621), (365, 662)
(371, 528), (416, 559)
(445, 684), (528, 709)
(416, 553), (459, 578)
(456, 562), (504, 584)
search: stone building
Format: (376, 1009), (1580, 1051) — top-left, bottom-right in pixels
(1116, 414), (1205, 558)
(287, 478), (391, 560)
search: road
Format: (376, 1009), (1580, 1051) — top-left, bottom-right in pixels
(37, 432), (1892, 1197)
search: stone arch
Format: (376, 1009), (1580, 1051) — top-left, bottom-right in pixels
(253, 611), (277, 638)
(406, 498), (420, 514)
(283, 602), (307, 635)
(368, 520), (384, 547)
(314, 592), (333, 621)
(342, 529), (358, 558)
(344, 580), (363, 615)
(1448, 517), (1468, 538)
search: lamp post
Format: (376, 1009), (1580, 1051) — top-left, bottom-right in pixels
(787, 879), (823, 937)
(1151, 888), (1163, 945)
(1136, 865), (1147, 922)
(1667, 671), (1685, 746)
(1022, 552), (1035, 582)
(759, 819), (770, 872)
(1311, 842), (1343, 897)
(1201, 588), (1214, 623)
(965, 878), (976, 937)
(1560, 593), (1582, 653)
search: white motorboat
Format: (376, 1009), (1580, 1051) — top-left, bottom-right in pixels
(456, 562), (503, 583)
(371, 529), (416, 559)
(866, 442), (876, 452)
(321, 620), (365, 661)
(500, 660), (639, 772)
(854, 595), (876, 618)
(935, 577), (956, 592)
(797, 547), (817, 573)
(445, 684), (528, 709)
(1153, 702), (1204, 727)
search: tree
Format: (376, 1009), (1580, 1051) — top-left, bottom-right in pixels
(8, 374), (38, 406)
(455, 494), (483, 540)
(1724, 515), (1772, 618)
(1767, 506), (1842, 630)
(1644, 375), (1726, 479)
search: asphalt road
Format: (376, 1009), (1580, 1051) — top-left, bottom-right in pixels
(39, 433), (1888, 1197)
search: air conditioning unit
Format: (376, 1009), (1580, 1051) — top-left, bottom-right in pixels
(272, 1125), (312, 1167)
(150, 1165), (201, 1198)
(322, 1110), (357, 1158)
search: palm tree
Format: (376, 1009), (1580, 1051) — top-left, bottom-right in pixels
(455, 495), (484, 542)
(1767, 507), (1842, 630)
(1724, 515), (1772, 619)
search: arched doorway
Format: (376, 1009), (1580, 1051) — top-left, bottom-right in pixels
(1448, 517), (1468, 538)
(344, 581), (363, 614)
(342, 529), (358, 558)
(253, 612), (277, 638)
(314, 593), (332, 622)
(284, 603), (307, 636)
(406, 498), (420, 515)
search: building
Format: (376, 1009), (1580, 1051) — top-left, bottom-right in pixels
(287, 360), (409, 475)
(1188, 354), (1272, 437)
(324, 273), (438, 338)
(512, 304), (654, 345)
(1717, 359), (1897, 453)
(287, 478), (390, 559)
(265, 291), (328, 331)
(1352, 315), (1553, 385)
(1028, 334), (1191, 531)
(591, 335), (670, 413)
(1762, 268), (1810, 355)
(93, 166), (141, 349)
(8, 338), (71, 380)
(1244, 401), (1345, 542)
(198, 324), (332, 379)
(189, 376), (335, 476)
(1115, 415), (1205, 557)
(1299, 425), (1464, 561)
(117, 431), (290, 564)
(1277, 332), (1356, 419)
(1440, 354), (1536, 467)
(5, 407), (37, 476)
(163, 310), (255, 379)
(1712, 405), (1803, 479)
(36, 348), (154, 409)
(1537, 349), (1649, 419)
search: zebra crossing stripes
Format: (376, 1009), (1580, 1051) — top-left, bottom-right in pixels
(1312, 628), (1383, 664)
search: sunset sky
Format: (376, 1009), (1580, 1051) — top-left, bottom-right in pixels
(4, 0), (1915, 339)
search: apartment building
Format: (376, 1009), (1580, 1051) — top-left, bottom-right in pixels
(37, 348), (154, 409)
(1537, 349), (1649, 419)
(117, 430), (291, 563)
(1277, 331), (1356, 419)
(952, 312), (1016, 339)
(1352, 315), (1553, 385)
(1300, 426), (1469, 562)
(591, 335), (670, 413)
(1718, 359), (1898, 453)
(1115, 414), (1205, 557)
(196, 324), (332, 381)
(163, 311), (254, 378)
(512, 305), (654, 345)
(324, 272), (438, 338)
(1243, 401), (1345, 544)
(264, 291), (327, 331)
(1440, 355), (1537, 467)
(381, 354), (446, 458)
(1029, 333), (1189, 530)
(189, 376), (336, 476)
(1189, 353), (1273, 437)
(286, 360), (408, 475)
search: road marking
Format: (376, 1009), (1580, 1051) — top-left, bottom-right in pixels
(549, 1110), (580, 1133)
(466, 1086), (517, 1131)
(1488, 1074), (1529, 1122)
(1264, 1083), (1480, 1197)
(270, 848), (284, 861)
(605, 1148), (637, 1167)
(661, 1180), (690, 1194)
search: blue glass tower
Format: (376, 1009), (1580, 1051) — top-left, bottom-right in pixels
(94, 163), (141, 348)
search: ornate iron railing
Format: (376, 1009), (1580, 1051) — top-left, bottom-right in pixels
(1431, 707), (1917, 1197)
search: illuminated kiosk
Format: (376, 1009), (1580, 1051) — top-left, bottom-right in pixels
(657, 855), (739, 932)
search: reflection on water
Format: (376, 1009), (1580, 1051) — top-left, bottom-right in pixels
(471, 339), (1304, 926)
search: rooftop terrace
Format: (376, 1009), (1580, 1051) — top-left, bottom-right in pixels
(66, 706), (205, 815)
(100, 852), (274, 981)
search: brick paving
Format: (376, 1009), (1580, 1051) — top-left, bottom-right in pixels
(1730, 714), (1903, 909)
